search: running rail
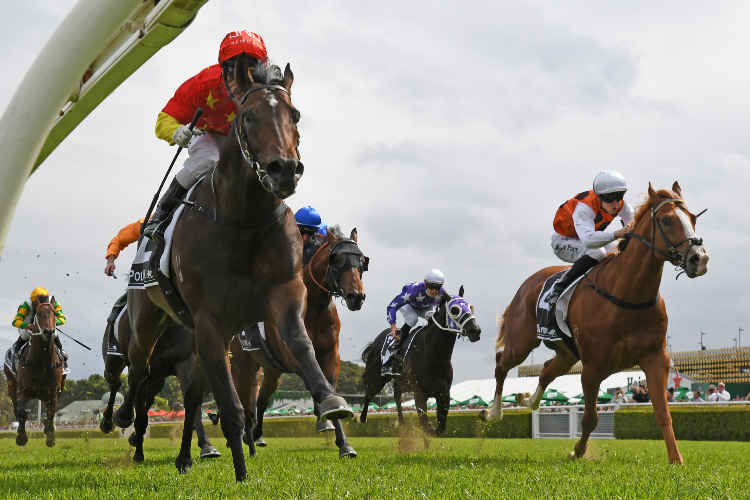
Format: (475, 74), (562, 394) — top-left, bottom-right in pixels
(0, 0), (210, 259)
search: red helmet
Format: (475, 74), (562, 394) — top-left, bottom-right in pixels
(218, 31), (267, 64)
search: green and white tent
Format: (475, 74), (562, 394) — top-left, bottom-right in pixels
(460, 395), (490, 407)
(542, 389), (569, 403)
(381, 401), (398, 410)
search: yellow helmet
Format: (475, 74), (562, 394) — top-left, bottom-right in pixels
(31, 287), (50, 301)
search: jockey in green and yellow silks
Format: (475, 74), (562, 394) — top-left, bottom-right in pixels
(11, 287), (68, 362)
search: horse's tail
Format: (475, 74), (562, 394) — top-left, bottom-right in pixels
(360, 341), (375, 370)
(495, 306), (509, 351)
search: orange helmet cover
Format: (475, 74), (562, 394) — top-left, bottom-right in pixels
(218, 31), (267, 64)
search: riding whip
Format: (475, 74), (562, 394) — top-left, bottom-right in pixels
(55, 327), (92, 351)
(140, 108), (203, 235)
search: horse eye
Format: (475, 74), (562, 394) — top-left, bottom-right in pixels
(450, 306), (461, 317)
(662, 217), (670, 225)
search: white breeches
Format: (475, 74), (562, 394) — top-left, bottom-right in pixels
(550, 232), (618, 264)
(400, 304), (436, 327)
(18, 328), (31, 340)
(175, 131), (229, 188)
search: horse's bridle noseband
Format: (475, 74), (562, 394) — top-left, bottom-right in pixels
(309, 239), (369, 300)
(431, 297), (476, 338)
(624, 198), (705, 271)
(230, 84), (294, 193)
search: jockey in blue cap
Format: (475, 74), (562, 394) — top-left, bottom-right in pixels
(382, 269), (446, 376)
(295, 206), (328, 265)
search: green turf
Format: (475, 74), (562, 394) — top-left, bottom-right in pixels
(0, 435), (748, 499)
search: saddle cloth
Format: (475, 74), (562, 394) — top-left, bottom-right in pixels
(380, 326), (423, 366)
(536, 269), (587, 359)
(238, 323), (266, 351)
(127, 183), (198, 290)
(4, 343), (70, 378)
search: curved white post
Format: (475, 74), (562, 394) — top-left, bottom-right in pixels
(0, 0), (140, 258)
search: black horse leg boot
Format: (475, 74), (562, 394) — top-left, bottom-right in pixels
(549, 255), (600, 305)
(143, 178), (188, 244)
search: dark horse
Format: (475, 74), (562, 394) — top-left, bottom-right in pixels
(99, 296), (220, 462)
(4, 296), (66, 447)
(480, 183), (708, 464)
(113, 58), (352, 481)
(230, 226), (367, 457)
(360, 287), (481, 435)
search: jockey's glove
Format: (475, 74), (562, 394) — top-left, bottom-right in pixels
(172, 125), (203, 148)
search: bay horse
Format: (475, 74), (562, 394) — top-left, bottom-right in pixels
(480, 182), (709, 464)
(229, 226), (367, 458)
(4, 295), (66, 447)
(99, 295), (220, 462)
(113, 58), (352, 481)
(360, 287), (481, 435)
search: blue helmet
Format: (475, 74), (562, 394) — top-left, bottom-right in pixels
(294, 206), (322, 231)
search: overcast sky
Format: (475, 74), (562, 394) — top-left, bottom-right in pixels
(1, 1), (748, 385)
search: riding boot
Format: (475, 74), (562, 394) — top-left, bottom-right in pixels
(54, 336), (69, 364)
(548, 255), (600, 305)
(106, 322), (123, 356)
(12, 336), (25, 355)
(142, 178), (188, 245)
(392, 324), (412, 376)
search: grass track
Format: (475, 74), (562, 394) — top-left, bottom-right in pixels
(0, 435), (748, 499)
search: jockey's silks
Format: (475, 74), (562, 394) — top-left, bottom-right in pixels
(553, 190), (623, 239)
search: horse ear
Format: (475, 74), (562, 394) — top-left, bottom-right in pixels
(459, 285), (464, 297)
(234, 53), (252, 91)
(647, 182), (657, 200)
(439, 293), (450, 309)
(50, 295), (55, 304)
(326, 227), (338, 245)
(350, 228), (358, 242)
(281, 63), (294, 94)
(672, 181), (682, 197)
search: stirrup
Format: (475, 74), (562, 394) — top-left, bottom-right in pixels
(106, 345), (124, 356)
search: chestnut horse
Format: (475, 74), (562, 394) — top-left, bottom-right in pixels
(360, 287), (481, 435)
(114, 58), (352, 481)
(230, 226), (367, 458)
(99, 296), (220, 462)
(480, 182), (709, 464)
(4, 296), (66, 447)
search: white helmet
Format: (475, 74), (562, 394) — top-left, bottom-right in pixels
(424, 269), (444, 285)
(593, 170), (627, 195)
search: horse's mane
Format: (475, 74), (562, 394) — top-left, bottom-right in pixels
(619, 188), (680, 252)
(327, 224), (346, 240)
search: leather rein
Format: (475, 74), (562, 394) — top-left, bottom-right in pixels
(585, 198), (705, 310)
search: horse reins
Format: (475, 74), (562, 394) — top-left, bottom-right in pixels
(26, 302), (63, 370)
(307, 239), (369, 300)
(586, 198), (706, 310)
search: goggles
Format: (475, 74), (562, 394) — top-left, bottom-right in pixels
(299, 227), (318, 237)
(599, 191), (625, 204)
(425, 282), (443, 291)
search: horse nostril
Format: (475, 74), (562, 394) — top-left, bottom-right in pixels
(295, 162), (304, 177)
(689, 255), (700, 267)
(266, 160), (283, 177)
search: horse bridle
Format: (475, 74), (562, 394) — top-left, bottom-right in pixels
(30, 302), (56, 339)
(624, 198), (705, 270)
(309, 239), (369, 299)
(230, 84), (294, 193)
(431, 297), (476, 338)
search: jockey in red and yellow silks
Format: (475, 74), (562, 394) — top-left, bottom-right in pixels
(547, 170), (635, 304)
(143, 30), (269, 243)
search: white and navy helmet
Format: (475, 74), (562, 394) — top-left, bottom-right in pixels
(424, 269), (444, 285)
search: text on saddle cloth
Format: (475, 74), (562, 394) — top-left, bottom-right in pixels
(536, 269), (589, 359)
(127, 182), (200, 290)
(380, 326), (423, 366)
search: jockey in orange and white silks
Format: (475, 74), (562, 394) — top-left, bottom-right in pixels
(143, 30), (270, 243)
(547, 170), (634, 304)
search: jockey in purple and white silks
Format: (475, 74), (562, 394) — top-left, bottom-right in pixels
(382, 269), (446, 377)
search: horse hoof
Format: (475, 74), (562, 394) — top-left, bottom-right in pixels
(320, 395), (354, 422)
(339, 445), (358, 458)
(199, 446), (221, 459)
(568, 451), (577, 459)
(316, 420), (336, 433)
(100, 418), (115, 434)
(133, 452), (144, 463)
(255, 437), (268, 447)
(46, 435), (56, 448)
(175, 457), (193, 474)
(16, 435), (28, 447)
(208, 413), (220, 425)
(128, 433), (139, 447)
(113, 407), (134, 429)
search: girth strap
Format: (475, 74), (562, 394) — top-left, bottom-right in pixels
(584, 273), (660, 310)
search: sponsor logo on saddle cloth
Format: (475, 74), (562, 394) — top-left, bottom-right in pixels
(380, 326), (423, 365)
(536, 269), (589, 345)
(127, 183), (199, 290)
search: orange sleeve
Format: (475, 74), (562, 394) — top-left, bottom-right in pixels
(106, 218), (145, 259)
